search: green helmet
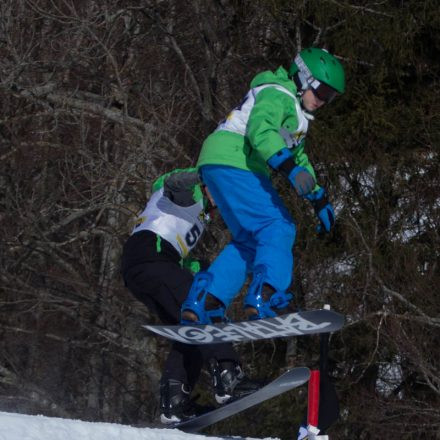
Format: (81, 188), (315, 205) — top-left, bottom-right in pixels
(289, 47), (345, 100)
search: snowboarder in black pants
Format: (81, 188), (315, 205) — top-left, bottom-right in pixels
(121, 168), (260, 424)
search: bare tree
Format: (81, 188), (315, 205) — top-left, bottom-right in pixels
(0, 0), (439, 438)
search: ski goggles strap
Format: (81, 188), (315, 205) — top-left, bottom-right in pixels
(294, 54), (314, 86)
(310, 79), (339, 103)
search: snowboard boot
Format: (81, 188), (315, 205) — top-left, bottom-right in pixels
(207, 359), (264, 404)
(159, 379), (210, 424)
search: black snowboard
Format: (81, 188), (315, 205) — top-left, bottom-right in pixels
(144, 309), (344, 345)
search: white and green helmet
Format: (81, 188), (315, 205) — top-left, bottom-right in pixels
(289, 47), (345, 102)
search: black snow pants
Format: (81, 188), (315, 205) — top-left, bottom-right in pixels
(121, 230), (239, 388)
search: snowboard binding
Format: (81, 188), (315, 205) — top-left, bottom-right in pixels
(243, 265), (293, 320)
(181, 271), (227, 324)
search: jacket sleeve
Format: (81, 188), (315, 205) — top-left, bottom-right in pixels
(246, 87), (298, 162)
(247, 87), (321, 193)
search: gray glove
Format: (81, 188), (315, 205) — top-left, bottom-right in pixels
(164, 171), (201, 206)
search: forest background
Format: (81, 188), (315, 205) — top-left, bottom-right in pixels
(0, 1), (439, 439)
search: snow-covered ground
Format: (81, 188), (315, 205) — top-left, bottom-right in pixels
(0, 411), (278, 440)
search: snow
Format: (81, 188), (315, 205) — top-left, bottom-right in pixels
(0, 411), (278, 440)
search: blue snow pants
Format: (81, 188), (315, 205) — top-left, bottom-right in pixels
(200, 165), (296, 308)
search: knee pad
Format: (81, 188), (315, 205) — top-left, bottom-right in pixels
(181, 271), (226, 324)
(243, 265), (293, 320)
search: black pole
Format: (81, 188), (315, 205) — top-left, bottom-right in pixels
(316, 306), (339, 434)
(319, 332), (330, 375)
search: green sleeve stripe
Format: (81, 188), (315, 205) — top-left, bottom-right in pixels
(156, 235), (162, 253)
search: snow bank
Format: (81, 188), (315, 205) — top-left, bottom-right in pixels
(0, 411), (276, 440)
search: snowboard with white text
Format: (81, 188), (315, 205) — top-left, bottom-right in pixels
(144, 309), (344, 345)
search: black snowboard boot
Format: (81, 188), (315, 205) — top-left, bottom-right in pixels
(159, 379), (209, 424)
(207, 359), (263, 404)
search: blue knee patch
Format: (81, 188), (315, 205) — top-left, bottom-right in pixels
(181, 272), (226, 324)
(243, 265), (293, 320)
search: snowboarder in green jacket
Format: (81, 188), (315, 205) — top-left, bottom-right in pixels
(181, 47), (345, 328)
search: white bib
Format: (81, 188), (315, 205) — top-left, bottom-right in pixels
(132, 188), (205, 257)
(216, 83), (310, 148)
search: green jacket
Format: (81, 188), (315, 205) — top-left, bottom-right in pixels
(197, 67), (317, 185)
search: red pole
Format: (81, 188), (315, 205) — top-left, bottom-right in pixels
(307, 369), (320, 427)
